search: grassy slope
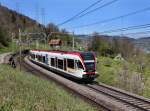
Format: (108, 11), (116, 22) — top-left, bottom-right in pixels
(0, 42), (19, 54)
(96, 56), (150, 98)
(0, 64), (97, 111)
(0, 45), (12, 54)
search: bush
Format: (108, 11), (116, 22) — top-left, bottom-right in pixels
(104, 58), (112, 67)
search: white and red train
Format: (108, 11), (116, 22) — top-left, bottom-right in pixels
(29, 50), (98, 81)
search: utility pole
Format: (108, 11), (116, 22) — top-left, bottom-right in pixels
(72, 32), (75, 51)
(41, 8), (46, 26)
(16, 2), (20, 13)
(36, 39), (39, 49)
(35, 2), (39, 25)
(19, 28), (22, 71)
(11, 33), (15, 53)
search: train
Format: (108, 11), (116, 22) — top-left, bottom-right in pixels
(29, 50), (98, 81)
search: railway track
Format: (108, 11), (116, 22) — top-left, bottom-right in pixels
(20, 55), (150, 111)
(86, 84), (150, 111)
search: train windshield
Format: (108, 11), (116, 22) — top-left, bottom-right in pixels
(80, 53), (94, 60)
(85, 62), (95, 72)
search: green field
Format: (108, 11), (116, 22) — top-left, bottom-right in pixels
(96, 56), (150, 98)
(0, 64), (98, 111)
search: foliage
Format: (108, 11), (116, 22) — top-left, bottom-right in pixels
(0, 26), (10, 47)
(89, 33), (135, 59)
(96, 55), (150, 98)
(45, 23), (59, 35)
(0, 5), (44, 39)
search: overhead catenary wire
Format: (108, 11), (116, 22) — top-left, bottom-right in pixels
(82, 30), (150, 37)
(75, 0), (118, 19)
(57, 0), (103, 26)
(99, 24), (150, 34)
(122, 30), (150, 36)
(58, 0), (119, 26)
(69, 6), (150, 29)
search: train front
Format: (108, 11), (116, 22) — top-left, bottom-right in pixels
(80, 52), (98, 81)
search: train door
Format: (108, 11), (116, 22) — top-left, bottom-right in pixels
(64, 59), (67, 71)
(35, 54), (38, 61)
(51, 57), (55, 67)
(55, 57), (57, 68)
(45, 54), (48, 65)
(57, 59), (64, 70)
(48, 55), (51, 66)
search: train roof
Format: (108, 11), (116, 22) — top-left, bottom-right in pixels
(31, 50), (93, 55)
(31, 50), (95, 61)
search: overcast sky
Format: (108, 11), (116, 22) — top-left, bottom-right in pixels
(1, 0), (150, 38)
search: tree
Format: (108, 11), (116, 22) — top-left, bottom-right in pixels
(89, 32), (100, 51)
(45, 23), (59, 35)
(112, 37), (120, 55)
(11, 13), (16, 23)
(0, 26), (9, 47)
(118, 38), (135, 59)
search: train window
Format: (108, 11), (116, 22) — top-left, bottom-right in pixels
(64, 59), (67, 71)
(43, 56), (46, 63)
(51, 58), (55, 67)
(58, 59), (63, 69)
(85, 62), (95, 71)
(37, 55), (40, 61)
(77, 61), (84, 70)
(39, 55), (41, 61)
(40, 56), (42, 62)
(81, 53), (94, 60)
(67, 59), (74, 69)
(33, 54), (35, 59)
(38, 55), (42, 62)
(31, 54), (35, 59)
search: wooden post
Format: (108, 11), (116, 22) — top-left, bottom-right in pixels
(11, 33), (14, 53)
(19, 28), (22, 71)
(72, 32), (74, 51)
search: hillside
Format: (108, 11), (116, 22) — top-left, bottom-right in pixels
(76, 34), (150, 54)
(134, 37), (150, 53)
(0, 5), (47, 50)
(0, 5), (43, 35)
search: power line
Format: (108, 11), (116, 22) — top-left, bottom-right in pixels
(57, 0), (103, 26)
(58, 0), (118, 26)
(84, 29), (150, 36)
(123, 30), (150, 36)
(75, 0), (118, 19)
(99, 24), (150, 34)
(69, 6), (150, 29)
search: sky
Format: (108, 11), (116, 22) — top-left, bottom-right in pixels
(0, 0), (150, 38)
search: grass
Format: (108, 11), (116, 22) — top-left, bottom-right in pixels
(96, 56), (150, 98)
(0, 64), (98, 111)
(0, 42), (19, 54)
(0, 45), (12, 54)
